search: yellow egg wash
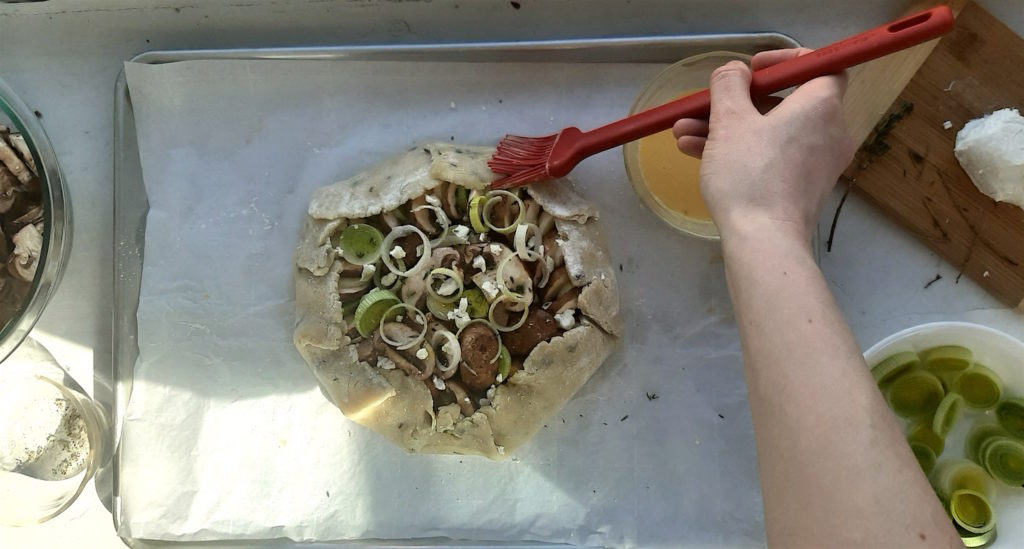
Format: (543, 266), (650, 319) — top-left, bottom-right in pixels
(636, 90), (710, 221)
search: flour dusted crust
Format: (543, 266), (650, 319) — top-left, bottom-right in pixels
(294, 144), (621, 459)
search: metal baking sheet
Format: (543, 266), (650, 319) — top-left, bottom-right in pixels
(113, 33), (800, 548)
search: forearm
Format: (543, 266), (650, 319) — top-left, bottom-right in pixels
(721, 219), (959, 548)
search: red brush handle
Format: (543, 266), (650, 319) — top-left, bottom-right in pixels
(571, 5), (954, 159)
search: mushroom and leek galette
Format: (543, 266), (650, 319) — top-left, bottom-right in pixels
(293, 144), (621, 459)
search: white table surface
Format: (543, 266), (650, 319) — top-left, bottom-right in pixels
(1, 1), (1021, 547)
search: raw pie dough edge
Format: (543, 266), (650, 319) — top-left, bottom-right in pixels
(293, 143), (621, 460)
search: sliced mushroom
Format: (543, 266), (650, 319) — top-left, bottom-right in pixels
(410, 195), (439, 235)
(0, 226), (8, 262)
(338, 260), (364, 277)
(458, 323), (500, 391)
(383, 344), (435, 381)
(338, 276), (372, 296)
(10, 204), (42, 232)
(5, 133), (36, 177)
(503, 308), (561, 356)
(522, 199), (541, 226)
(537, 211), (556, 237)
(442, 182), (460, 220)
(446, 379), (475, 417)
(541, 266), (572, 303)
(548, 287), (579, 315)
(0, 166), (18, 214)
(461, 243), (487, 268)
(542, 231), (564, 268)
(0, 135), (33, 186)
(356, 338), (377, 363)
(7, 223), (41, 282)
(381, 210), (403, 229)
(381, 322), (420, 347)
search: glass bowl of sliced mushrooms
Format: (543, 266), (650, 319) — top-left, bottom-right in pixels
(0, 76), (71, 364)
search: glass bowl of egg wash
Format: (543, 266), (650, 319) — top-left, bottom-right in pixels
(624, 51), (752, 240)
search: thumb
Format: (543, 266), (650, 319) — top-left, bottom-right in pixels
(708, 61), (758, 124)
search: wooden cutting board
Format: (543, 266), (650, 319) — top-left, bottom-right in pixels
(840, 1), (1024, 310)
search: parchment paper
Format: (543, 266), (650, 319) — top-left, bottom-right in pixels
(119, 58), (760, 547)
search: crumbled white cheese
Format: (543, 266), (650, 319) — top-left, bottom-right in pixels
(480, 279), (500, 300)
(496, 373), (504, 383)
(395, 315), (404, 323)
(478, 232), (490, 242)
(360, 263), (376, 282)
(486, 385), (496, 400)
(432, 376), (446, 391)
(425, 194), (442, 207)
(983, 270), (991, 278)
(496, 445), (505, 455)
(381, 273), (397, 287)
(389, 245), (406, 259)
(441, 340), (454, 356)
(452, 225), (470, 239)
(943, 120), (953, 130)
(489, 244), (503, 256)
(955, 108), (1024, 209)
(437, 278), (460, 296)
(554, 308), (576, 330)
(446, 298), (471, 329)
(472, 255), (487, 273)
(377, 356), (397, 370)
(415, 347), (429, 360)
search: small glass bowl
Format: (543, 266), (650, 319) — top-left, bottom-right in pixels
(623, 51), (751, 240)
(0, 76), (72, 364)
(0, 338), (109, 525)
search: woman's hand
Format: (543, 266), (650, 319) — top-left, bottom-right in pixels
(672, 49), (855, 242)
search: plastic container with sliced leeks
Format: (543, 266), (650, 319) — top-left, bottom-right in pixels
(865, 322), (1024, 548)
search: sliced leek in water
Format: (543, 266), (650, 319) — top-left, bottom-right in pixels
(953, 365), (1003, 409)
(910, 442), (937, 474)
(871, 351), (920, 385)
(948, 489), (996, 535)
(886, 370), (945, 419)
(995, 397), (1024, 439)
(931, 460), (994, 500)
(908, 423), (945, 455)
(959, 525), (996, 548)
(921, 345), (973, 375)
(966, 423), (1009, 464)
(933, 393), (964, 438)
(338, 223), (385, 265)
(981, 437), (1024, 487)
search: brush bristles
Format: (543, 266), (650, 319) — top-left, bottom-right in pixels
(488, 133), (558, 189)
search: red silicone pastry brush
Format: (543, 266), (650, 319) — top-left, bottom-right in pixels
(487, 5), (955, 189)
